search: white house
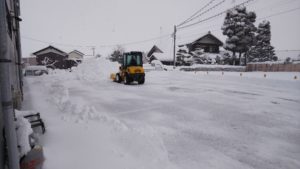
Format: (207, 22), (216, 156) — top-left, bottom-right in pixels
(68, 50), (84, 62)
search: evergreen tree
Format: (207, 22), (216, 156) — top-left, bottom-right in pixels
(222, 6), (256, 65)
(248, 20), (276, 62)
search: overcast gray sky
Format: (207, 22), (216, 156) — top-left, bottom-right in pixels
(20, 0), (300, 57)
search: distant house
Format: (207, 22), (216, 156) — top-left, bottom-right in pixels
(22, 56), (37, 66)
(185, 31), (223, 54)
(68, 50), (84, 63)
(152, 53), (174, 66)
(147, 45), (163, 62)
(33, 45), (68, 69)
(147, 45), (175, 65)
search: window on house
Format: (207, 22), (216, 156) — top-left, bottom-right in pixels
(204, 46), (209, 53)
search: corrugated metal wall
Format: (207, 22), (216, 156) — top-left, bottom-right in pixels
(246, 63), (300, 72)
(0, 0), (23, 168)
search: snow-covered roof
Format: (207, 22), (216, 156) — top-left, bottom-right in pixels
(147, 45), (163, 58)
(147, 38), (174, 61)
(179, 31), (223, 46)
(69, 50), (85, 56)
(32, 45), (68, 56)
(190, 32), (223, 46)
(152, 53), (173, 61)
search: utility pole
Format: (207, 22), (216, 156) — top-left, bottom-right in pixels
(159, 26), (163, 47)
(173, 25), (177, 69)
(91, 46), (95, 57)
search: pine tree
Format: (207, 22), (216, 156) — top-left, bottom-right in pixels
(222, 6), (256, 65)
(248, 20), (276, 62)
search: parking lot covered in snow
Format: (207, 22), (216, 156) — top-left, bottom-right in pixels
(23, 57), (300, 169)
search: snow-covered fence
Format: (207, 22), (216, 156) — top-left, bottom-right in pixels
(246, 63), (300, 72)
(179, 65), (246, 72)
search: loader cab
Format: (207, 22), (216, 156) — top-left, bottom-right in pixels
(122, 52), (143, 68)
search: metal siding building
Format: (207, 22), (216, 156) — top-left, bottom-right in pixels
(0, 0), (23, 169)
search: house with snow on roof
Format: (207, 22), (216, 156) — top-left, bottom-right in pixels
(33, 45), (68, 69)
(68, 50), (85, 63)
(147, 31), (224, 66)
(147, 45), (174, 66)
(32, 46), (80, 69)
(183, 31), (223, 54)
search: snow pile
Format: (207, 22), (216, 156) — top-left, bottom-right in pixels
(15, 110), (34, 157)
(73, 58), (119, 81)
(44, 80), (128, 133)
(48, 57), (119, 83)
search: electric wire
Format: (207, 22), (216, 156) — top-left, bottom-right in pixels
(177, 0), (217, 27)
(22, 0), (299, 50)
(176, 0), (297, 38)
(177, 0), (256, 30)
(257, 6), (300, 20)
(178, 0), (226, 27)
(22, 33), (172, 48)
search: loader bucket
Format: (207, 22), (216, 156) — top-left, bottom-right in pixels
(110, 73), (116, 80)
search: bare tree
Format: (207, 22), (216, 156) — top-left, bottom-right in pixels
(109, 45), (125, 63)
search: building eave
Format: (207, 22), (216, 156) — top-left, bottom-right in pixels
(32, 45), (68, 56)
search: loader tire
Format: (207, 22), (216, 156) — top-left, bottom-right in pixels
(138, 77), (145, 84)
(124, 74), (130, 85)
(115, 73), (121, 83)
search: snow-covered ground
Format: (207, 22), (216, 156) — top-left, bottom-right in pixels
(22, 57), (300, 169)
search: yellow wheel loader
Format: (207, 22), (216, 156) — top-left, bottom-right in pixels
(110, 51), (145, 85)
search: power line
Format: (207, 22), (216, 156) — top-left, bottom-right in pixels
(22, 33), (172, 49)
(177, 0), (256, 30)
(178, 0), (216, 27)
(179, 0), (259, 30)
(100, 34), (171, 47)
(22, 36), (87, 48)
(254, 0), (297, 12)
(178, 0), (226, 27)
(177, 29), (220, 44)
(178, 28), (220, 40)
(257, 6), (300, 20)
(177, 5), (300, 44)
(177, 0), (298, 36)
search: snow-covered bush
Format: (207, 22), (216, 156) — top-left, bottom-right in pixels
(176, 45), (193, 66)
(150, 60), (165, 70)
(284, 57), (292, 64)
(189, 48), (204, 64)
